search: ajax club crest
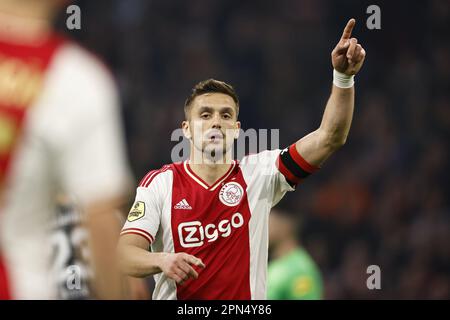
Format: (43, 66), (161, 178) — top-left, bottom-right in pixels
(219, 182), (244, 207)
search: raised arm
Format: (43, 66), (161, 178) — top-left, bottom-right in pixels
(295, 19), (366, 166)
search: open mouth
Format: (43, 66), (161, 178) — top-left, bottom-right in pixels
(206, 131), (224, 141)
(207, 136), (223, 145)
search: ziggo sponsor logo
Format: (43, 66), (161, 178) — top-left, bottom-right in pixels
(178, 213), (244, 248)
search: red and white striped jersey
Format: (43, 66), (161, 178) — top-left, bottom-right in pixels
(121, 145), (318, 300)
(0, 34), (132, 299)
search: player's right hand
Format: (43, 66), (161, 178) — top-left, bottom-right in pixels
(331, 18), (366, 76)
(159, 253), (205, 285)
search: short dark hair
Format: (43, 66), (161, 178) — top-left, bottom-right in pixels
(184, 79), (240, 120)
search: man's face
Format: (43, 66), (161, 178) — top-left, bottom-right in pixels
(182, 93), (240, 163)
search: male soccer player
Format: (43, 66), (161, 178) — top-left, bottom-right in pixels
(268, 209), (323, 300)
(118, 19), (366, 299)
(0, 0), (135, 299)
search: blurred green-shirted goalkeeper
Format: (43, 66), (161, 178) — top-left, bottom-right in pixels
(268, 248), (323, 299)
(268, 209), (323, 300)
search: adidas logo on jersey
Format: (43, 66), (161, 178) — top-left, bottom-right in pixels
(174, 199), (192, 210)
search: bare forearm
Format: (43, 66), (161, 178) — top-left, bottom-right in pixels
(118, 234), (206, 285)
(85, 206), (126, 299)
(294, 84), (354, 167)
(118, 243), (166, 278)
(319, 84), (354, 147)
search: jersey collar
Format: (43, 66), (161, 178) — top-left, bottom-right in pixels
(183, 160), (236, 191)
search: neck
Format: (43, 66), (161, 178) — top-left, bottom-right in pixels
(272, 237), (299, 260)
(0, 4), (53, 45)
(188, 149), (233, 186)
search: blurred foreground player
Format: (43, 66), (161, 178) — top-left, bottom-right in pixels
(0, 0), (134, 299)
(118, 19), (366, 299)
(268, 209), (323, 300)
(50, 195), (93, 300)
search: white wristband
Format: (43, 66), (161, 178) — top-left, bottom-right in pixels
(333, 69), (354, 88)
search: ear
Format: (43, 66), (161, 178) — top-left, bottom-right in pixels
(182, 120), (191, 140)
(234, 121), (241, 140)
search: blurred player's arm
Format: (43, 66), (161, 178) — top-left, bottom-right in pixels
(85, 198), (152, 300)
(58, 49), (149, 299)
(295, 19), (366, 167)
(117, 234), (205, 285)
(84, 198), (129, 299)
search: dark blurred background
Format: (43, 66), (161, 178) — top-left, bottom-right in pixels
(58, 0), (449, 299)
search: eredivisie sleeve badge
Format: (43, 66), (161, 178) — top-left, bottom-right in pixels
(127, 201), (145, 222)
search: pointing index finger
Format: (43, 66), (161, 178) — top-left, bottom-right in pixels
(341, 18), (356, 40)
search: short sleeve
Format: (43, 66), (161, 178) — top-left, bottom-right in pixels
(120, 170), (171, 244)
(241, 149), (293, 207)
(52, 44), (133, 206)
(240, 146), (318, 207)
(120, 188), (159, 244)
(274, 144), (320, 205)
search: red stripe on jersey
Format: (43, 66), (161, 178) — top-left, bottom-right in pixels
(171, 162), (251, 300)
(120, 231), (153, 244)
(0, 254), (11, 299)
(276, 156), (301, 184)
(139, 165), (172, 188)
(288, 144), (319, 174)
(121, 228), (154, 243)
(138, 170), (157, 187)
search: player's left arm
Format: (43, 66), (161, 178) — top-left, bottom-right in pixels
(295, 19), (366, 167)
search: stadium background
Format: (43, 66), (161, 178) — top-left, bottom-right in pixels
(57, 0), (449, 299)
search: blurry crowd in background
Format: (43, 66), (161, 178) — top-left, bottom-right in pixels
(60, 0), (449, 299)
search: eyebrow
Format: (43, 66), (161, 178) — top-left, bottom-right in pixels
(198, 106), (235, 115)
